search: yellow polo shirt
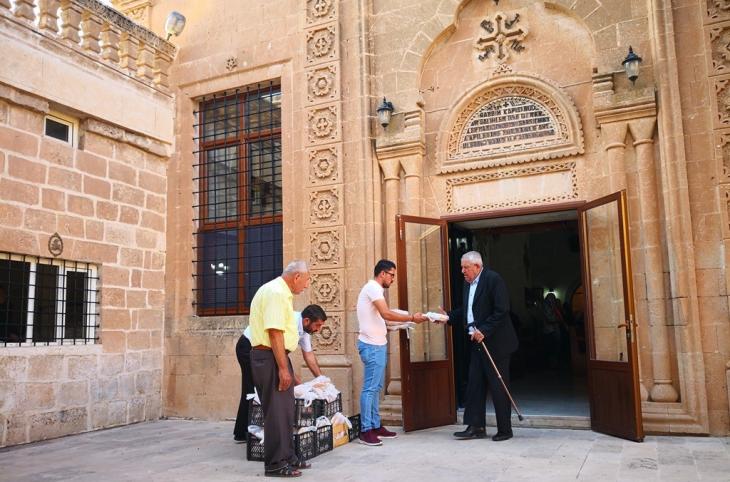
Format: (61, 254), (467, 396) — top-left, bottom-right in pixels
(248, 277), (299, 352)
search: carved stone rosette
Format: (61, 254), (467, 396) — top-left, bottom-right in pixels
(705, 21), (730, 76)
(302, 0), (345, 362)
(310, 270), (344, 311)
(306, 103), (341, 144)
(311, 313), (344, 354)
(309, 227), (343, 268)
(307, 145), (341, 185)
(306, 63), (339, 105)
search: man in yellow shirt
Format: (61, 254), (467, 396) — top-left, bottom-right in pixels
(249, 260), (311, 478)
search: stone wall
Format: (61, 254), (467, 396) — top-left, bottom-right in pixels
(0, 83), (169, 446)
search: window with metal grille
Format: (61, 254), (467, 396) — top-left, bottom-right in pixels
(0, 252), (99, 347)
(193, 81), (283, 315)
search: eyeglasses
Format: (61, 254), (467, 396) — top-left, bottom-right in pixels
(384, 271), (396, 277)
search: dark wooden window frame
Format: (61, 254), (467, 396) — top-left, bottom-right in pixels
(194, 84), (283, 316)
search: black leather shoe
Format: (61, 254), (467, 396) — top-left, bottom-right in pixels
(492, 432), (513, 442)
(453, 426), (486, 439)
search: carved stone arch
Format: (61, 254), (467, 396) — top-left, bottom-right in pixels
(438, 73), (584, 173)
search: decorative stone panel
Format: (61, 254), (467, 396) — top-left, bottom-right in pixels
(309, 227), (343, 268)
(306, 63), (339, 105)
(306, 0), (337, 26)
(309, 186), (342, 226)
(714, 129), (730, 183)
(307, 145), (341, 185)
(474, 10), (528, 64)
(440, 74), (583, 173)
(306, 25), (338, 66)
(311, 312), (344, 354)
(712, 74), (730, 128)
(310, 269), (344, 311)
(445, 161), (577, 213)
(706, 22), (730, 76)
(306, 103), (341, 145)
(706, 0), (730, 23)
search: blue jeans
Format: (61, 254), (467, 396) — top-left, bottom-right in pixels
(358, 340), (388, 432)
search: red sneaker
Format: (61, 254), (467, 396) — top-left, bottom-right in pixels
(358, 429), (383, 446)
(373, 426), (398, 439)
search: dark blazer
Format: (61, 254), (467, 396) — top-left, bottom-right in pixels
(448, 268), (518, 360)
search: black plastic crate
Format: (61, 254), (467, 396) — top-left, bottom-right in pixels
(294, 398), (316, 428)
(248, 400), (264, 426)
(313, 393), (342, 418)
(348, 414), (361, 442)
(294, 430), (317, 461)
(315, 425), (333, 455)
(246, 433), (265, 461)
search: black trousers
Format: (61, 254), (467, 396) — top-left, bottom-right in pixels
(233, 334), (255, 440)
(250, 349), (297, 472)
(463, 343), (513, 435)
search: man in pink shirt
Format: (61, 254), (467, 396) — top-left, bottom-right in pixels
(356, 259), (427, 446)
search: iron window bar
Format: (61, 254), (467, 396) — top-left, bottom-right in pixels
(0, 251), (99, 347)
(192, 81), (283, 316)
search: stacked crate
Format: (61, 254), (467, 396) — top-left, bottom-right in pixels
(246, 394), (342, 462)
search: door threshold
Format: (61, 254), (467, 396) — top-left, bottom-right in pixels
(459, 412), (590, 429)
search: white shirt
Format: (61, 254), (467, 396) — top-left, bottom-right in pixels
(467, 269), (482, 332)
(357, 279), (387, 346)
(244, 311), (313, 352)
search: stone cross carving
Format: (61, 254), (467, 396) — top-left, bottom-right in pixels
(475, 12), (527, 63)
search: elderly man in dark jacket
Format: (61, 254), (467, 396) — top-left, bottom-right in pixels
(447, 251), (518, 441)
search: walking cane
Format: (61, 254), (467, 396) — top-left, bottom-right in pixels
(479, 340), (525, 421)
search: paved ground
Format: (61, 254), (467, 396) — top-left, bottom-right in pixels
(1, 420), (729, 481)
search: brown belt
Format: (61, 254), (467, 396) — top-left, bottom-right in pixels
(253, 345), (290, 354)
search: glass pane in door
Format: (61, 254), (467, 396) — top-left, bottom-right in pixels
(404, 222), (447, 362)
(583, 200), (628, 363)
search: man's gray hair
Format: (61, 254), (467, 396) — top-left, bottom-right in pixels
(282, 260), (308, 275)
(461, 251), (483, 266)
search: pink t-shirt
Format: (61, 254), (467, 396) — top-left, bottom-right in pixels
(357, 279), (387, 345)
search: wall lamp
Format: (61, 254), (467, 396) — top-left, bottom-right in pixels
(622, 46), (642, 85)
(376, 97), (394, 128)
(165, 11), (187, 41)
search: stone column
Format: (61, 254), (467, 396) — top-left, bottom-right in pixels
(379, 157), (402, 396)
(400, 154), (422, 216)
(630, 117), (679, 402)
(602, 121), (629, 192)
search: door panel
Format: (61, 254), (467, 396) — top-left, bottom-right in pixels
(396, 215), (455, 432)
(578, 191), (643, 441)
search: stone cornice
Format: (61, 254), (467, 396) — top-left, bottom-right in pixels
(84, 118), (170, 157)
(374, 140), (425, 161)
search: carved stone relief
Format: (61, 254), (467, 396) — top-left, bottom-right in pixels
(713, 75), (730, 128)
(445, 161), (578, 213)
(306, 104), (341, 145)
(441, 75), (583, 173)
(707, 0), (730, 23)
(309, 187), (342, 226)
(306, 64), (339, 104)
(706, 22), (730, 75)
(306, 0), (337, 26)
(309, 227), (343, 268)
(311, 312), (344, 354)
(475, 11), (527, 63)
(306, 25), (338, 65)
(310, 270), (344, 311)
(307, 145), (341, 185)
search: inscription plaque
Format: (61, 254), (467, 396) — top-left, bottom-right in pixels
(460, 96), (557, 153)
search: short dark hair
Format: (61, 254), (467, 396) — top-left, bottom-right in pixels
(373, 259), (396, 277)
(301, 304), (326, 322)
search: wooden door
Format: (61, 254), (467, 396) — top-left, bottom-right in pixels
(395, 215), (456, 432)
(578, 191), (644, 442)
